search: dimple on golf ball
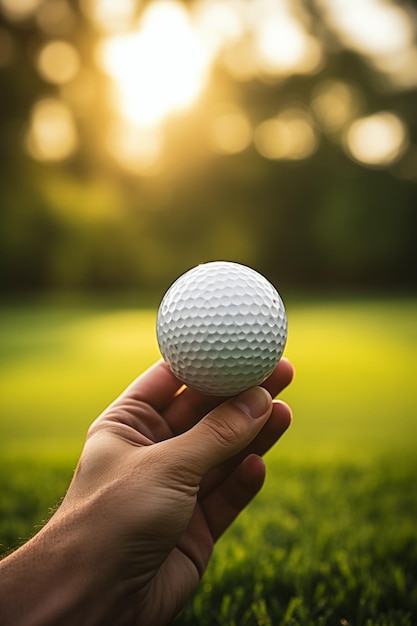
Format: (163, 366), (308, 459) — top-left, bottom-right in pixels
(156, 261), (287, 396)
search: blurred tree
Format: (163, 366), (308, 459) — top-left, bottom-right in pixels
(0, 0), (416, 294)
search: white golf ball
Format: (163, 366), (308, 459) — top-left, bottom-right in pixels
(156, 261), (287, 396)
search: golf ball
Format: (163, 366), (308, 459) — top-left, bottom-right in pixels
(156, 261), (287, 396)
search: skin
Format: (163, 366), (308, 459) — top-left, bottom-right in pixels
(0, 358), (294, 626)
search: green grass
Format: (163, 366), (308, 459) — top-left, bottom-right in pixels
(1, 297), (416, 624)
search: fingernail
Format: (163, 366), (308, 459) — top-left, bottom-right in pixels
(234, 387), (271, 419)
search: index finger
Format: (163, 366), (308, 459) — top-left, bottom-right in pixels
(119, 360), (184, 413)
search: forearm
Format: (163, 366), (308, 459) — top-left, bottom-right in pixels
(0, 506), (125, 626)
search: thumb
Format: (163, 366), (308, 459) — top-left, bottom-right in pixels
(172, 386), (273, 479)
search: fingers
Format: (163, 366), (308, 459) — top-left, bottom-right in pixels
(261, 358), (294, 398)
(200, 454), (266, 542)
(112, 360), (183, 414)
(94, 358), (293, 448)
(198, 399), (292, 498)
(196, 398), (292, 543)
(162, 358), (294, 436)
(164, 387), (274, 480)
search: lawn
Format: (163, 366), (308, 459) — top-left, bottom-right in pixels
(1, 296), (416, 624)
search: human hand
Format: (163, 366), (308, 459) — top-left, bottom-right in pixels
(0, 358), (294, 626)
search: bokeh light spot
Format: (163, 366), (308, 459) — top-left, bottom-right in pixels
(209, 107), (252, 155)
(319, 0), (413, 57)
(80, 0), (137, 32)
(345, 112), (408, 167)
(0, 0), (42, 22)
(25, 99), (78, 161)
(192, 0), (245, 57)
(254, 12), (322, 76)
(312, 79), (361, 132)
(255, 109), (318, 160)
(222, 37), (259, 81)
(36, 0), (76, 36)
(37, 40), (80, 85)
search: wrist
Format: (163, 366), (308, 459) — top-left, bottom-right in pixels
(0, 503), (127, 626)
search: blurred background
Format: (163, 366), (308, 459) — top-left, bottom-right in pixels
(0, 0), (416, 296)
(1, 4), (417, 621)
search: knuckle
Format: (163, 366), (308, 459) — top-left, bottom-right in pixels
(203, 410), (243, 448)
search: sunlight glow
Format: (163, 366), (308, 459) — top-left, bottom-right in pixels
(40, 0), (414, 174)
(255, 109), (318, 160)
(96, 0), (326, 135)
(345, 112), (408, 167)
(25, 99), (78, 161)
(98, 1), (211, 128)
(106, 122), (163, 175)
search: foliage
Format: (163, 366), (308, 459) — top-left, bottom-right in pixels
(174, 458), (417, 625)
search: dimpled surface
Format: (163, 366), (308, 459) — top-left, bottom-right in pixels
(156, 261), (287, 396)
